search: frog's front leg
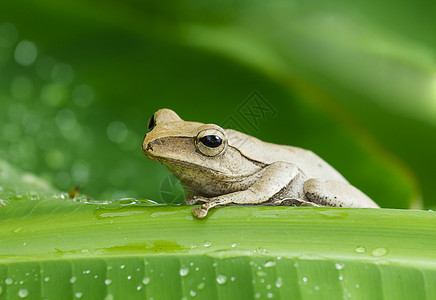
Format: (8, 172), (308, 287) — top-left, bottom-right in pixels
(190, 162), (300, 218)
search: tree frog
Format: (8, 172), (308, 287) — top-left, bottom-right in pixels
(142, 109), (379, 219)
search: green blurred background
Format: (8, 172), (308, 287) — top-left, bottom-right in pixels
(1, 0), (435, 209)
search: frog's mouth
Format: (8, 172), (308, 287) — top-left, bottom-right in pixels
(154, 155), (252, 184)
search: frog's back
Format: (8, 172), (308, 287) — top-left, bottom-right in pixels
(226, 130), (347, 182)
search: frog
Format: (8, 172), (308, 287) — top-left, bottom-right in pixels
(142, 108), (379, 219)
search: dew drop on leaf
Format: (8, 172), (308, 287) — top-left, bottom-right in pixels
(216, 274), (227, 285)
(18, 288), (29, 298)
(355, 246), (366, 253)
(179, 267), (189, 277)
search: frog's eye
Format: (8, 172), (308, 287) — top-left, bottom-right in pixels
(148, 113), (156, 131)
(195, 128), (227, 157)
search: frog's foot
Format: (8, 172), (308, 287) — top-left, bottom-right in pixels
(272, 198), (320, 207)
(182, 196), (209, 206)
(191, 197), (234, 219)
(192, 206), (209, 219)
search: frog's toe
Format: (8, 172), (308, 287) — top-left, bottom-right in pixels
(192, 206), (208, 219)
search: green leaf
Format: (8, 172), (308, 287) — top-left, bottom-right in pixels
(1, 197), (436, 299)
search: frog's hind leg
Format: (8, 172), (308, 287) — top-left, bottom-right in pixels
(304, 178), (379, 208)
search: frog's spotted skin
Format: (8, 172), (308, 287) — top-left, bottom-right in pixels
(142, 109), (379, 219)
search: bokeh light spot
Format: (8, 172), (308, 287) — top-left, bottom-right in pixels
(0, 22), (18, 48)
(40, 83), (67, 107)
(22, 113), (41, 135)
(55, 109), (77, 131)
(71, 160), (90, 184)
(72, 84), (95, 108)
(51, 63), (75, 86)
(107, 121), (128, 143)
(14, 40), (37, 66)
(45, 149), (65, 170)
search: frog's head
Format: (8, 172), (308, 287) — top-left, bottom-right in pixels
(142, 109), (260, 196)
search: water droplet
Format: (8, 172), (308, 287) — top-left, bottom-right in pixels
(256, 271), (267, 277)
(189, 290), (196, 296)
(142, 277), (150, 285)
(136, 285), (142, 291)
(197, 282), (205, 290)
(254, 247), (267, 255)
(18, 288), (29, 298)
(371, 247), (389, 257)
(104, 279), (112, 285)
(120, 264), (125, 269)
(275, 277), (283, 288)
(231, 243), (237, 248)
(107, 121), (128, 143)
(75, 291), (83, 298)
(255, 293), (261, 299)
(267, 292), (274, 298)
(14, 40), (37, 66)
(230, 276), (235, 282)
(203, 241), (211, 248)
(355, 284), (360, 288)
(127, 275), (132, 280)
(263, 260), (276, 268)
(70, 276), (77, 283)
(335, 263), (344, 270)
(355, 246), (366, 253)
(180, 267), (189, 277)
(44, 276), (50, 282)
(5, 278), (13, 285)
(83, 269), (91, 274)
(315, 285), (320, 291)
(302, 277), (308, 283)
(266, 284), (271, 289)
(13, 227), (23, 233)
(338, 275), (344, 281)
(104, 294), (114, 300)
(216, 274), (227, 285)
